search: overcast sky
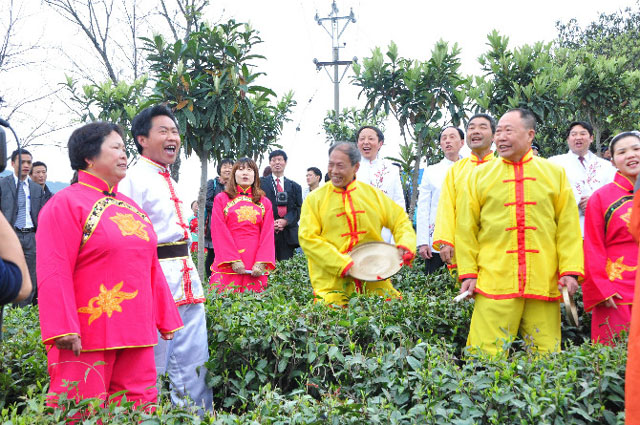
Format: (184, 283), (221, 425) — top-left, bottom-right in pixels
(2, 0), (636, 202)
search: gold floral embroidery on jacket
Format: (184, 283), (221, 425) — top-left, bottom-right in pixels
(223, 196), (266, 217)
(606, 256), (637, 281)
(620, 208), (632, 230)
(78, 282), (139, 325)
(82, 198), (150, 247)
(236, 205), (260, 224)
(110, 212), (149, 241)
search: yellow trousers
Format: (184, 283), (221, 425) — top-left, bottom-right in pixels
(467, 294), (561, 355)
(314, 278), (401, 306)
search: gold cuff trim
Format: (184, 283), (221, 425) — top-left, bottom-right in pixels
(161, 325), (185, 334)
(82, 343), (156, 352)
(43, 332), (80, 344)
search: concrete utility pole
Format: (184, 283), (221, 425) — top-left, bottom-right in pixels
(313, 1), (357, 122)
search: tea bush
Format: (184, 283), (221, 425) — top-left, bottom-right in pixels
(0, 305), (47, 407)
(0, 254), (628, 424)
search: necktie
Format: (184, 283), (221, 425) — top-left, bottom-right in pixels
(16, 181), (27, 228)
(578, 156), (586, 168)
(276, 178), (287, 218)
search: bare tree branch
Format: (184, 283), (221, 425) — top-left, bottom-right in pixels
(5, 87), (65, 121)
(158, 0), (179, 41)
(45, 0), (119, 83)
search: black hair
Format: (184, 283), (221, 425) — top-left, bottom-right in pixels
(217, 158), (234, 175)
(68, 122), (125, 171)
(10, 148), (32, 162)
(467, 113), (496, 134)
(31, 161), (47, 170)
(307, 167), (322, 177)
(439, 126), (464, 141)
(225, 157), (265, 204)
(506, 108), (537, 131)
(269, 149), (288, 162)
(565, 121), (593, 139)
(610, 131), (640, 156)
(131, 104), (179, 154)
(355, 125), (384, 142)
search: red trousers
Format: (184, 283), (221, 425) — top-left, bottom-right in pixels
(47, 346), (157, 409)
(591, 304), (631, 346)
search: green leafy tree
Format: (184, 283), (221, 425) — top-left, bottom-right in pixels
(143, 19), (294, 279)
(467, 31), (579, 157)
(353, 40), (467, 215)
(555, 1), (640, 71)
(63, 76), (149, 158)
(555, 4), (640, 149)
(558, 50), (640, 152)
(51, 0), (213, 181)
(322, 107), (386, 144)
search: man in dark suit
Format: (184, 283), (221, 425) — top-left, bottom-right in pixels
(260, 150), (303, 261)
(204, 158), (234, 278)
(30, 161), (53, 203)
(0, 149), (45, 306)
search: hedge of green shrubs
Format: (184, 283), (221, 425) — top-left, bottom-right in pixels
(0, 255), (628, 424)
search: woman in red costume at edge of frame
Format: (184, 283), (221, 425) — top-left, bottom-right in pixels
(209, 157), (276, 292)
(582, 131), (640, 345)
(36, 122), (182, 414)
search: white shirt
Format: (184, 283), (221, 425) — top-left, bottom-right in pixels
(302, 184), (321, 201)
(416, 157), (457, 251)
(269, 174), (289, 193)
(357, 157), (406, 209)
(548, 150), (615, 233)
(119, 156), (204, 304)
(12, 173), (34, 228)
(357, 157), (406, 243)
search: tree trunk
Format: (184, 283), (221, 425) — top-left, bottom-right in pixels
(171, 146), (182, 182)
(197, 156), (208, 283)
(408, 136), (423, 217)
(588, 111), (602, 157)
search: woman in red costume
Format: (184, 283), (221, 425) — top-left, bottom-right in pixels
(209, 158), (275, 292)
(583, 131), (639, 345)
(36, 122), (182, 411)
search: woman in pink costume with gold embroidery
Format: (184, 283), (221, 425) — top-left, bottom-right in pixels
(583, 131), (640, 345)
(210, 158), (275, 292)
(36, 122), (182, 411)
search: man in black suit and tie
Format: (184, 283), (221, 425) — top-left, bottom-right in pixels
(260, 150), (303, 261)
(0, 149), (45, 306)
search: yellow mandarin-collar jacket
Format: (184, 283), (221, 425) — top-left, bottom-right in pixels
(299, 179), (416, 304)
(432, 152), (495, 267)
(455, 150), (584, 300)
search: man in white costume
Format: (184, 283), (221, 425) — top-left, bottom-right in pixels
(355, 126), (406, 243)
(548, 121), (615, 234)
(119, 105), (212, 412)
(416, 126), (465, 274)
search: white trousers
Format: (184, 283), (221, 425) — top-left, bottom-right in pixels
(155, 302), (213, 412)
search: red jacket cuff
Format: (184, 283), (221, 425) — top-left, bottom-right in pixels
(340, 261), (354, 277)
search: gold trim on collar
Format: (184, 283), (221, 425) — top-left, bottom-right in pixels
(223, 196), (265, 217)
